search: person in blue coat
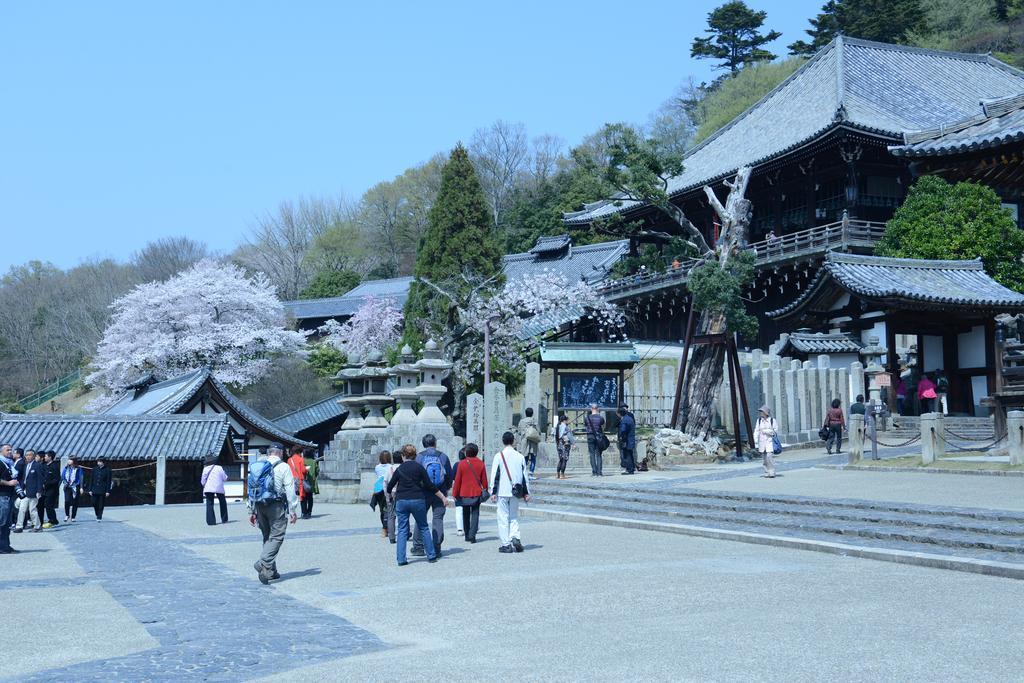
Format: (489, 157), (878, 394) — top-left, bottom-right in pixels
(617, 405), (637, 475)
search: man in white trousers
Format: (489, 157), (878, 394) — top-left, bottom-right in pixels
(490, 431), (530, 554)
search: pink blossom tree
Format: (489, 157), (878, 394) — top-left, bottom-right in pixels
(318, 295), (404, 360)
(86, 259), (307, 406)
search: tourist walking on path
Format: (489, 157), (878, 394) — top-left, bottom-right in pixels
(555, 414), (573, 479)
(41, 451), (61, 528)
(89, 457), (113, 521)
(301, 448), (319, 519)
(584, 404), (606, 476)
(287, 446), (309, 516)
(452, 448), (465, 536)
(917, 373), (938, 414)
(247, 444), (298, 584)
(371, 451), (392, 537)
(16, 450), (44, 532)
(754, 406), (779, 478)
(386, 444), (448, 565)
(894, 376), (906, 416)
(61, 456), (84, 522)
(518, 407), (541, 479)
(201, 457), (229, 525)
(491, 431), (530, 554)
(451, 442), (488, 543)
(0, 444), (18, 553)
(412, 434), (452, 557)
(380, 452), (400, 543)
(617, 405), (637, 475)
(936, 370), (949, 414)
(825, 399), (846, 455)
(10, 448), (23, 532)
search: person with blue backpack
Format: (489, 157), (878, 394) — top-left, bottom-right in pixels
(247, 444), (298, 584)
(411, 434), (452, 558)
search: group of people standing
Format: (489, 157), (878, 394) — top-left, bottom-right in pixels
(371, 432), (531, 565)
(0, 444), (113, 555)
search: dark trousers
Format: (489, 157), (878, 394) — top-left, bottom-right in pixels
(300, 493), (314, 518)
(63, 487), (79, 520)
(557, 442), (570, 474)
(587, 437), (603, 475)
(413, 496), (445, 553)
(43, 486), (59, 524)
(0, 495), (13, 551)
(461, 503), (481, 542)
(620, 446), (636, 474)
(919, 398), (933, 414)
(827, 425), (843, 452)
(93, 495), (106, 520)
(205, 492), (228, 525)
(372, 492), (387, 529)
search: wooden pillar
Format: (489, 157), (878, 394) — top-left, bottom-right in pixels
(985, 318), (997, 396)
(943, 332), (959, 414)
(885, 315), (899, 408)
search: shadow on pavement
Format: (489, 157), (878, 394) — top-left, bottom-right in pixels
(277, 567), (322, 581)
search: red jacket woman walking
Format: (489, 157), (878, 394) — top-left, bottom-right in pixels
(450, 443), (488, 544)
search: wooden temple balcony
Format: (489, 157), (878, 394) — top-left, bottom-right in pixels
(597, 216), (887, 303)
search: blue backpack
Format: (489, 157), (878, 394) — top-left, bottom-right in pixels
(421, 453), (446, 488)
(247, 460), (283, 506)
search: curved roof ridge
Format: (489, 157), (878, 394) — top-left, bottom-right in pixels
(826, 252), (984, 270)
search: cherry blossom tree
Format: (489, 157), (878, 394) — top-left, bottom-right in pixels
(86, 259), (307, 407)
(318, 295), (404, 360)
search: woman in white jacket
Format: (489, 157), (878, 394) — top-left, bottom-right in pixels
(753, 405), (778, 478)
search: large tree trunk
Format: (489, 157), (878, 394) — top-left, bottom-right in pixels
(671, 167), (752, 443)
(676, 312), (726, 441)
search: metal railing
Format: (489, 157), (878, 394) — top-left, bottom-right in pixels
(17, 368), (83, 411)
(596, 217), (887, 301)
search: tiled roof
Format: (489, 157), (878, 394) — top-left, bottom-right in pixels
(503, 237), (629, 286)
(539, 342), (640, 366)
(282, 276), (413, 321)
(273, 393), (347, 435)
(0, 413), (232, 461)
(778, 332), (863, 355)
(890, 93), (1024, 157)
(103, 367), (315, 448)
(565, 37), (1024, 225)
(768, 252), (1024, 319)
(529, 234), (571, 255)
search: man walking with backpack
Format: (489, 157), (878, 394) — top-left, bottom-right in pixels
(247, 444), (298, 584)
(518, 407), (541, 480)
(412, 434), (452, 558)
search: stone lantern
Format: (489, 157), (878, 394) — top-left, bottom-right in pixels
(388, 344), (420, 425)
(414, 339), (451, 425)
(335, 352), (365, 431)
(860, 335), (889, 410)
(360, 350), (393, 429)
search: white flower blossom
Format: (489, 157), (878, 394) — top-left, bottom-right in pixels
(318, 295), (403, 359)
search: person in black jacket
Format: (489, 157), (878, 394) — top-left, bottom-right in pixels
(41, 451), (61, 527)
(385, 444), (449, 566)
(90, 457), (113, 521)
(16, 450), (44, 532)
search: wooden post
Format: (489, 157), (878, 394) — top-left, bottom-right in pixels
(728, 336), (755, 448)
(726, 344), (743, 460)
(671, 305), (696, 426)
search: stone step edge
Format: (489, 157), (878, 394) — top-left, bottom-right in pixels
(533, 491), (1024, 538)
(532, 481), (1024, 522)
(516, 506), (1024, 581)
(819, 464), (1024, 478)
(533, 498), (1024, 551)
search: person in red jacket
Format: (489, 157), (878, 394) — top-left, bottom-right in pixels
(450, 442), (488, 544)
(287, 446), (309, 511)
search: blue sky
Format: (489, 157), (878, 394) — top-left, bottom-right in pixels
(0, 1), (820, 271)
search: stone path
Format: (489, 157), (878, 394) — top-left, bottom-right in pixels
(19, 521), (386, 682)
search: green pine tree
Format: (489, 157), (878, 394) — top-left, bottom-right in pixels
(691, 1), (782, 73)
(876, 176), (1024, 291)
(402, 144), (502, 343)
(789, 0), (927, 55)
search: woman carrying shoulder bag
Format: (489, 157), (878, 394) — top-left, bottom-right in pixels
(753, 405), (779, 479)
(450, 443), (488, 543)
(201, 457), (229, 525)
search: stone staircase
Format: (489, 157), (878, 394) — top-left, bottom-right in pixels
(526, 479), (1024, 567)
(884, 416), (997, 446)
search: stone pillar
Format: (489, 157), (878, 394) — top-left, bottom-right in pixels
(769, 358), (784, 435)
(1008, 411), (1024, 466)
(849, 361), (865, 403)
(785, 360), (800, 436)
(155, 455), (167, 506)
(837, 367), (850, 407)
(634, 367), (646, 424)
(662, 365), (676, 426)
(648, 364), (661, 427)
(920, 412), (945, 465)
(750, 348), (763, 369)
(524, 362), (541, 426)
(796, 363), (810, 432)
(848, 413), (865, 464)
(805, 361), (819, 430)
(484, 381), (508, 457)
(466, 393), (484, 446)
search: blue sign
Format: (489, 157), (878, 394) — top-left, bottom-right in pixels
(559, 373), (618, 409)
